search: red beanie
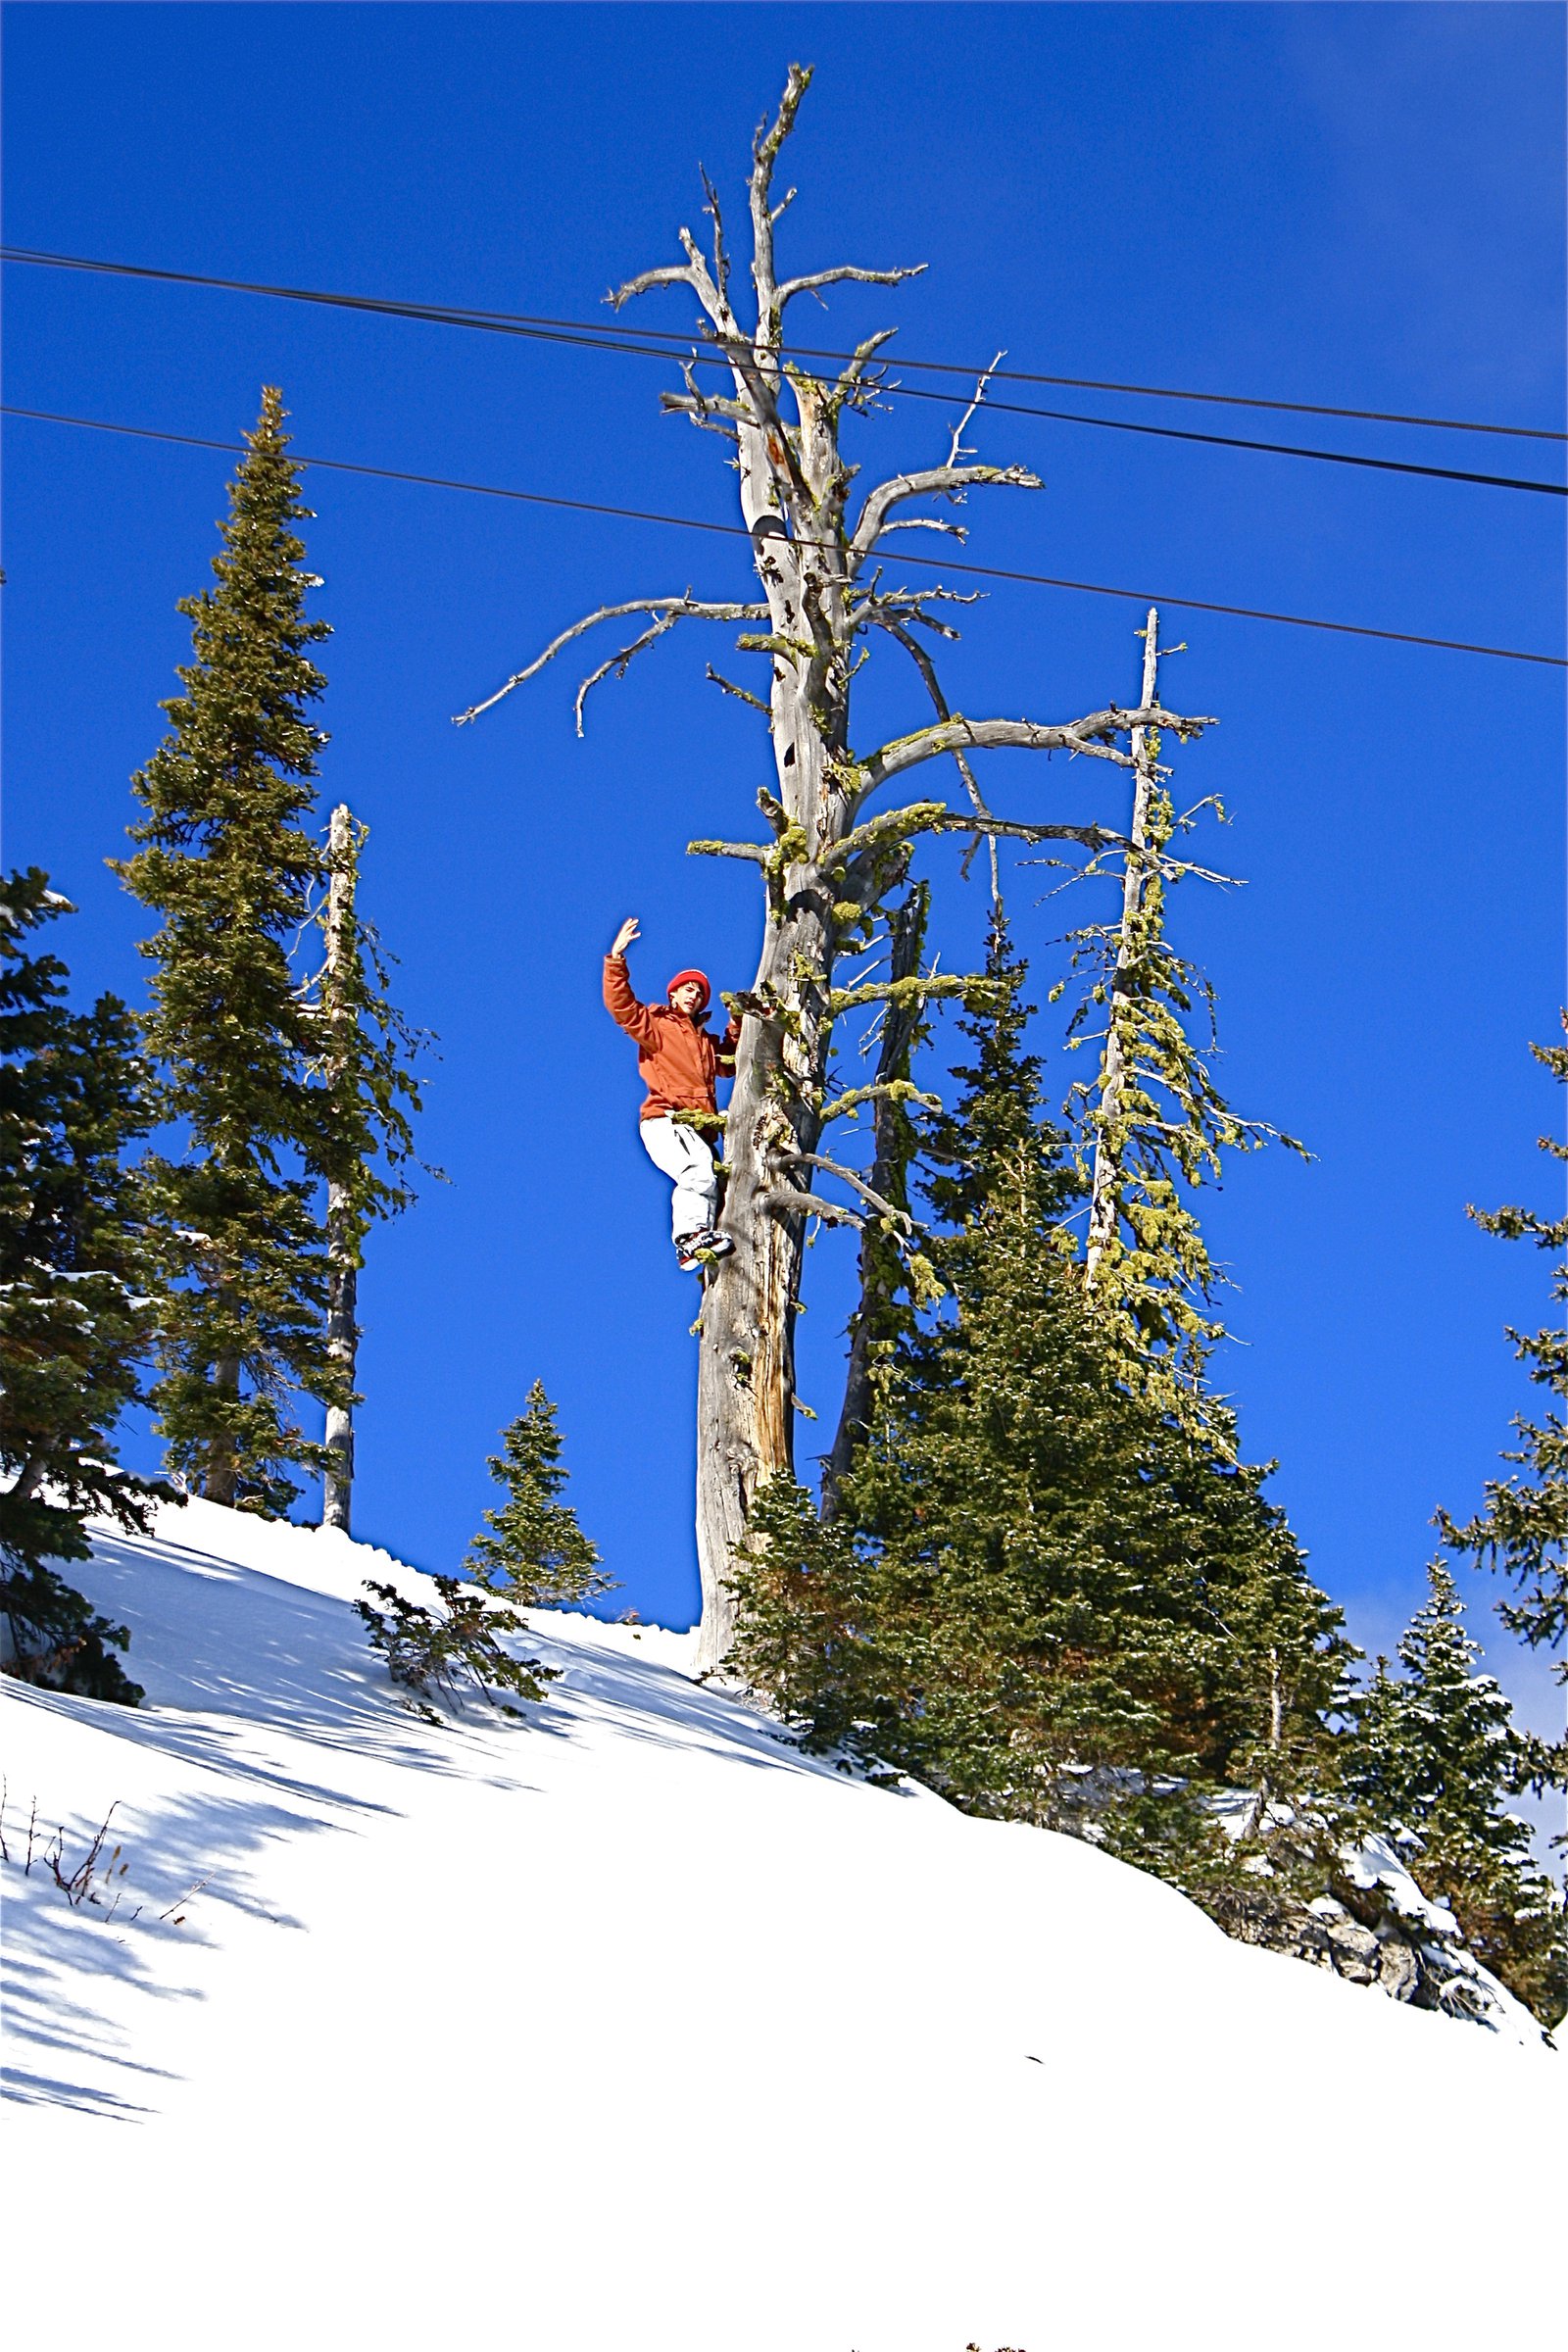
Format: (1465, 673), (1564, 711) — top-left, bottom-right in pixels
(666, 968), (710, 1010)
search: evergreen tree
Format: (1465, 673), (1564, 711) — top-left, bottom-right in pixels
(115, 387), (346, 1513)
(0, 871), (172, 1699)
(1344, 1560), (1568, 2026)
(821, 881), (937, 1516)
(734, 914), (1349, 1884)
(1439, 1018), (1568, 1741)
(466, 1382), (611, 1608)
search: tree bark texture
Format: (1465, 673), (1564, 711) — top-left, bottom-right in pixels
(204, 1339), (240, 1505)
(1085, 610), (1160, 1288)
(321, 803), (357, 1533)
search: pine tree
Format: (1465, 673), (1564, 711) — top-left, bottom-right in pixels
(821, 881), (938, 1516)
(313, 804), (429, 1533)
(115, 387), (346, 1514)
(466, 1382), (611, 1609)
(733, 914), (1349, 1867)
(1439, 1018), (1568, 1742)
(924, 902), (1077, 1241)
(1344, 1560), (1568, 2025)
(0, 870), (172, 1699)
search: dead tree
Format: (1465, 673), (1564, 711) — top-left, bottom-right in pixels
(1084, 610), (1161, 1287)
(1065, 608), (1303, 1422)
(321, 802), (358, 1532)
(313, 805), (427, 1535)
(457, 67), (1214, 1669)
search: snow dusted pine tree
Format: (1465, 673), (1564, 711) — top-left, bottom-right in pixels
(117, 388), (347, 1513)
(1345, 1559), (1567, 2025)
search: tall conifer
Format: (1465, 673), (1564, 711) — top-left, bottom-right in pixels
(734, 914), (1348, 1859)
(116, 388), (345, 1512)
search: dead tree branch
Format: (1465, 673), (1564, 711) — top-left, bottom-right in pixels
(776, 263), (928, 314)
(818, 1078), (942, 1126)
(687, 837), (771, 865)
(772, 1149), (916, 1229)
(454, 596), (767, 729)
(947, 350), (1005, 468)
(705, 665), (771, 714)
(832, 799), (1127, 874)
(827, 970), (991, 1018)
(761, 1187), (865, 1230)
(852, 463), (1040, 568)
(856, 703), (1215, 792)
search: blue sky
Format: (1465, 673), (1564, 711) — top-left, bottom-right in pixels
(4, 5), (1564, 1740)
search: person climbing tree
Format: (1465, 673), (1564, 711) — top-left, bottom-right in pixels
(603, 915), (740, 1271)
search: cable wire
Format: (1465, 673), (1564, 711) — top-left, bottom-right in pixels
(4, 246), (1564, 497)
(8, 243), (1561, 440)
(6, 401), (1562, 669)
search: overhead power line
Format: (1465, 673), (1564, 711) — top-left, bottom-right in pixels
(5, 401), (1563, 670)
(4, 246), (1565, 498)
(8, 244), (1562, 441)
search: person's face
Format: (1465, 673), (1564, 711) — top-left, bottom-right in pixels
(671, 982), (706, 1018)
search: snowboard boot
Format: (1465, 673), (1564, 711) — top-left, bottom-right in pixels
(675, 1228), (735, 1271)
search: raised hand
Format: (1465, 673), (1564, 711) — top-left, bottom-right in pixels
(612, 915), (641, 957)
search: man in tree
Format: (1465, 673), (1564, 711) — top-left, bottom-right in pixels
(603, 915), (739, 1270)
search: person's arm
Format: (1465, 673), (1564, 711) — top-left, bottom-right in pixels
(604, 916), (659, 1044)
(714, 1004), (742, 1078)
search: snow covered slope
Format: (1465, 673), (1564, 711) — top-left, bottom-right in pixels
(3, 1502), (1559, 2351)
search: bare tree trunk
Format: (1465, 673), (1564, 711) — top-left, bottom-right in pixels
(322, 803), (357, 1534)
(1085, 609), (1161, 1288)
(205, 1340), (239, 1504)
(693, 654), (840, 1671)
(9, 1452), (47, 1502)
(322, 1182), (356, 1532)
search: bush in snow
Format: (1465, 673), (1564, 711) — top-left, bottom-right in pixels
(356, 1577), (557, 1725)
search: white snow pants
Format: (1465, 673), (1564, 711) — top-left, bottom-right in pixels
(639, 1115), (719, 1242)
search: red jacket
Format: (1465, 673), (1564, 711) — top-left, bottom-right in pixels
(603, 956), (741, 1122)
